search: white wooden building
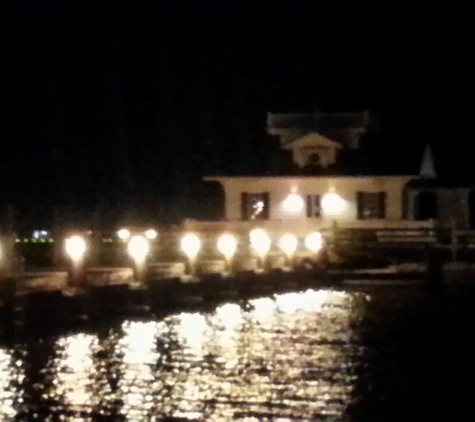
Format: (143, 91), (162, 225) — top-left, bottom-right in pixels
(185, 110), (473, 236)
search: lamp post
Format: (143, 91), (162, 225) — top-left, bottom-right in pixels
(250, 229), (271, 271)
(127, 235), (150, 282)
(278, 234), (298, 269)
(64, 235), (87, 286)
(217, 233), (237, 274)
(181, 233), (201, 275)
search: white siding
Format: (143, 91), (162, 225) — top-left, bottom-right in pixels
(214, 176), (414, 222)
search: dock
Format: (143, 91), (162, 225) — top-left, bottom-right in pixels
(2, 225), (475, 341)
(2, 259), (473, 341)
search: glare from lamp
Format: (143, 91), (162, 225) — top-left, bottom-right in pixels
(250, 229), (271, 259)
(278, 234), (298, 259)
(321, 192), (346, 215)
(127, 235), (150, 263)
(144, 229), (158, 240)
(64, 235), (87, 262)
(217, 233), (237, 261)
(282, 193), (304, 213)
(250, 228), (267, 242)
(305, 232), (323, 253)
(181, 233), (201, 262)
(117, 228), (131, 240)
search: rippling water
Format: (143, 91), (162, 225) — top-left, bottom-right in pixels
(2, 286), (475, 421)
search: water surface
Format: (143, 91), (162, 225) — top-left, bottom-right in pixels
(1, 286), (474, 421)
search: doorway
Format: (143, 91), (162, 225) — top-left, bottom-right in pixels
(414, 191), (438, 220)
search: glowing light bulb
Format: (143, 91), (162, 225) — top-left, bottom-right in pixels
(250, 228), (267, 241)
(250, 229), (271, 259)
(305, 232), (323, 253)
(282, 193), (304, 213)
(118, 228), (131, 240)
(321, 192), (346, 215)
(144, 229), (157, 240)
(278, 234), (298, 259)
(127, 235), (150, 263)
(181, 233), (201, 262)
(64, 235), (87, 262)
(217, 233), (237, 261)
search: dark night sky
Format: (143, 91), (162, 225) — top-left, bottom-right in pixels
(2, 2), (475, 226)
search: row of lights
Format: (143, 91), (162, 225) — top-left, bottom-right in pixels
(282, 191), (347, 216)
(64, 229), (323, 279)
(117, 228), (157, 241)
(246, 229), (323, 264)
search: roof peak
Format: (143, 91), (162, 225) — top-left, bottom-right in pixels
(420, 144), (436, 179)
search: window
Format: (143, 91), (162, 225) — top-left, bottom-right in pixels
(241, 192), (270, 220)
(307, 153), (321, 166)
(306, 194), (321, 218)
(357, 192), (386, 219)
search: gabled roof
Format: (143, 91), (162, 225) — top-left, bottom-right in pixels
(282, 132), (343, 149)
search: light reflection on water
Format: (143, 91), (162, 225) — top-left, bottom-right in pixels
(0, 289), (361, 420)
(119, 321), (159, 419)
(55, 333), (96, 409)
(0, 348), (16, 419)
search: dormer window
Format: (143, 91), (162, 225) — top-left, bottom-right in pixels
(282, 132), (342, 168)
(308, 153), (321, 166)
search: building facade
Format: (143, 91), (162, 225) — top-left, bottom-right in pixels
(187, 110), (473, 236)
(196, 175), (434, 237)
